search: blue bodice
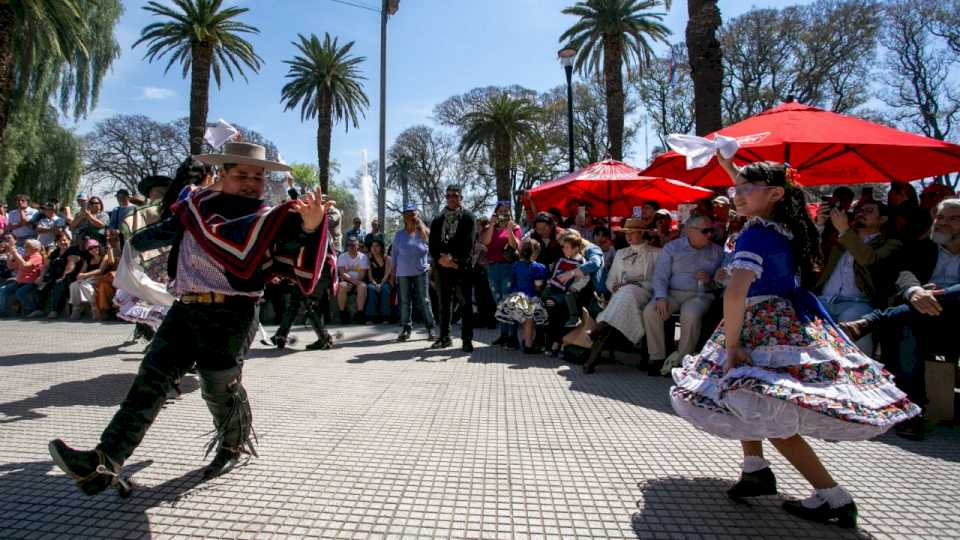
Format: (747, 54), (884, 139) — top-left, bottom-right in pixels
(729, 219), (799, 298)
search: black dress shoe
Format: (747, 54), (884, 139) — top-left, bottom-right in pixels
(430, 337), (452, 349)
(462, 341), (474, 353)
(782, 499), (858, 528)
(306, 338), (333, 350)
(270, 335), (287, 349)
(202, 449), (243, 480)
(49, 439), (124, 496)
(397, 327), (412, 342)
(726, 467), (777, 501)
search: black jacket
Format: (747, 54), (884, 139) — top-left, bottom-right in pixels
(429, 208), (476, 270)
(894, 238), (940, 301)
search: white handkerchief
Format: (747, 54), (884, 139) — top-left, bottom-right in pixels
(203, 118), (240, 149)
(666, 134), (739, 170)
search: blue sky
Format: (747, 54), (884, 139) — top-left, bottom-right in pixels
(71, 0), (817, 182)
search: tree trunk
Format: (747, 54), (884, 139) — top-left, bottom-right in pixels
(494, 134), (511, 202)
(602, 34), (625, 161)
(686, 0), (724, 135)
(317, 91), (333, 194)
(0, 4), (17, 146)
(189, 43), (213, 155)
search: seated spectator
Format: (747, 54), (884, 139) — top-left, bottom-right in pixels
(0, 202), (7, 235)
(591, 225), (617, 295)
(654, 209), (679, 245)
(493, 238), (549, 354)
(364, 239), (393, 324)
(70, 196), (108, 243)
(0, 233), (15, 282)
(6, 194), (38, 246)
(570, 203), (594, 242)
(93, 229), (121, 320)
(68, 238), (105, 320)
(637, 200), (659, 230)
(642, 215), (723, 374)
(29, 232), (72, 318)
(814, 200), (901, 353)
(44, 234), (93, 318)
(525, 212), (566, 268)
(816, 186), (856, 252)
(107, 189), (137, 231)
(337, 237), (369, 323)
(543, 229), (604, 356)
(0, 237), (44, 316)
(33, 200), (69, 250)
(586, 217), (662, 374)
(711, 195), (733, 244)
(838, 199), (960, 441)
(887, 181), (930, 242)
(919, 183), (955, 218)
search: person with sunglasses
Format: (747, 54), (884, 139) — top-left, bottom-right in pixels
(642, 215), (723, 375)
(670, 156), (918, 528)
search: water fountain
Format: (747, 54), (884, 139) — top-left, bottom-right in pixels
(360, 150), (374, 229)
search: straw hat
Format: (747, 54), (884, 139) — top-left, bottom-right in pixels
(193, 142), (291, 172)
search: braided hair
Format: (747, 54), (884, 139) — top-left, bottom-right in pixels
(739, 162), (821, 288)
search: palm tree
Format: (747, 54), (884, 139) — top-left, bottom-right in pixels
(280, 33), (369, 194)
(459, 93), (542, 202)
(685, 0), (723, 134)
(0, 0), (122, 144)
(559, 0), (670, 160)
(134, 0), (262, 155)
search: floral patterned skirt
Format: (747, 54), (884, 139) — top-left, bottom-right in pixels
(670, 293), (920, 441)
(495, 292), (549, 325)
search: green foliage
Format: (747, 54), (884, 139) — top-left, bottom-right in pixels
(326, 181), (359, 227)
(133, 0), (262, 87)
(280, 33), (369, 127)
(10, 0), (123, 120)
(289, 162), (319, 188)
(1, 102), (81, 203)
(559, 0), (671, 76)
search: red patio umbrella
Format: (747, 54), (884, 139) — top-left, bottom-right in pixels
(640, 101), (960, 187)
(529, 159), (713, 218)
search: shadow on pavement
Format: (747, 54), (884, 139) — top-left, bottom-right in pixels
(0, 374), (199, 424)
(872, 427), (960, 463)
(0, 343), (142, 367)
(631, 476), (872, 539)
(0, 458), (210, 538)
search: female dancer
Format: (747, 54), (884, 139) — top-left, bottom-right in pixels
(670, 157), (919, 528)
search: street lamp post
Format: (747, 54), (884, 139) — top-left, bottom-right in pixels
(378, 0), (399, 227)
(558, 47), (577, 172)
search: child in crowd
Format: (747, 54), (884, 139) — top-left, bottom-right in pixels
(547, 234), (590, 328)
(494, 238), (548, 354)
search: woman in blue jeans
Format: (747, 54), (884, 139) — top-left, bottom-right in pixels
(365, 239), (393, 323)
(482, 201), (521, 346)
(391, 204), (436, 341)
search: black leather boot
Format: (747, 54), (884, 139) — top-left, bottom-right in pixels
(782, 499), (858, 528)
(202, 448), (243, 480)
(49, 439), (128, 496)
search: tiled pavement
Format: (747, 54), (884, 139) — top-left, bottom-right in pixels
(0, 319), (958, 539)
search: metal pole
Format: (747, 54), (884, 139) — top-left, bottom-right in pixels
(378, 0), (388, 227)
(564, 64), (575, 172)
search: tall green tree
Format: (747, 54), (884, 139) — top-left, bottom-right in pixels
(685, 0), (723, 135)
(134, 0), (263, 155)
(280, 33), (369, 194)
(559, 0), (670, 160)
(0, 0), (122, 144)
(1, 102), (82, 203)
(458, 93), (542, 202)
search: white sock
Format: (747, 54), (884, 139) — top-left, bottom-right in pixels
(817, 485), (854, 508)
(741, 456), (771, 474)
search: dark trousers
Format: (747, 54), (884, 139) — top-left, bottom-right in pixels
(870, 284), (960, 407)
(98, 300), (259, 464)
(275, 276), (333, 342)
(438, 267), (473, 342)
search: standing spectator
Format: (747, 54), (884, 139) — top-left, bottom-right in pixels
(108, 189), (137, 231)
(642, 215), (723, 374)
(68, 239), (105, 320)
(429, 184), (477, 352)
(0, 237), (44, 316)
(363, 219), (385, 251)
(586, 219), (662, 373)
(887, 181), (929, 241)
(570, 204), (594, 241)
(364, 239), (393, 323)
(71, 196), (108, 243)
(74, 192), (89, 214)
(493, 238), (549, 354)
(483, 202), (522, 304)
(655, 209), (679, 245)
(7, 195), (38, 246)
(814, 201), (901, 353)
(392, 203), (436, 342)
(345, 217), (364, 246)
(711, 195), (733, 243)
(336, 238), (369, 323)
(919, 183), (956, 218)
(638, 201), (660, 229)
(470, 217), (498, 330)
(0, 202), (7, 234)
(33, 201), (68, 250)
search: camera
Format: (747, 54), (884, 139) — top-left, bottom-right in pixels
(496, 214), (509, 224)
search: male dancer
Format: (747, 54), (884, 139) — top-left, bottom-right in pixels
(49, 142), (333, 495)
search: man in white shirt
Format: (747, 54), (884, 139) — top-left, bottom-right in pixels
(6, 194), (38, 246)
(336, 237), (369, 323)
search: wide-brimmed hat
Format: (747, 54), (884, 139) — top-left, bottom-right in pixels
(137, 175), (173, 198)
(193, 142), (291, 172)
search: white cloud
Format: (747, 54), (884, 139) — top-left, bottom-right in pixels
(140, 86), (176, 100)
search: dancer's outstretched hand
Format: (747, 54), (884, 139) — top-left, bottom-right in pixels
(295, 188), (336, 233)
(724, 345), (752, 374)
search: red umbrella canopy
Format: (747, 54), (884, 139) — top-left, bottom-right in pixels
(529, 159), (713, 217)
(640, 101), (960, 186)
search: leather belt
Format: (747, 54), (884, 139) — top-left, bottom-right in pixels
(180, 292), (255, 305)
